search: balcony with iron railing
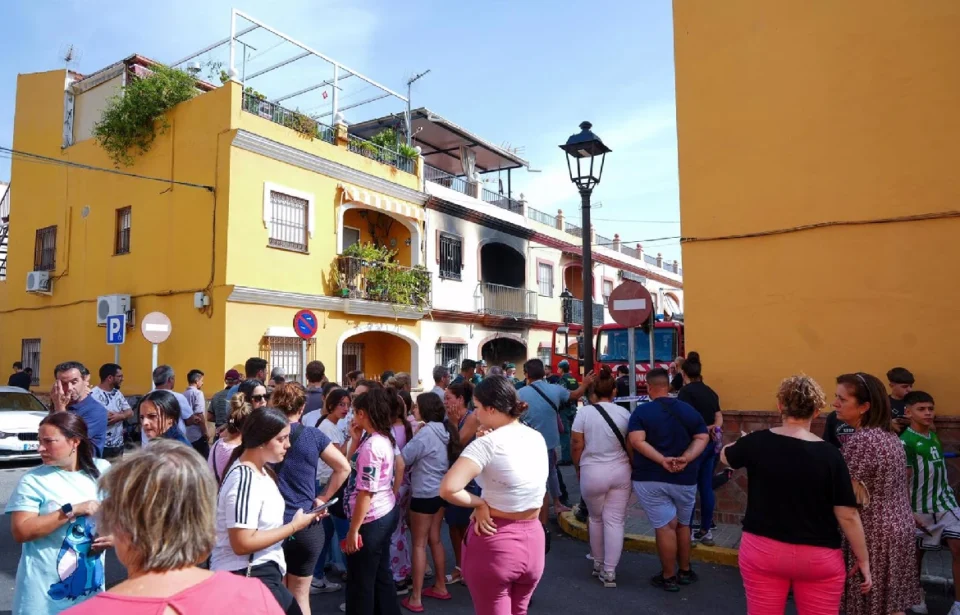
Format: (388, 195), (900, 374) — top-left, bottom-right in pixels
(348, 135), (417, 174)
(475, 282), (538, 320)
(566, 222), (582, 238)
(333, 256), (431, 310)
(563, 297), (605, 327)
(424, 164), (523, 214)
(242, 92), (335, 144)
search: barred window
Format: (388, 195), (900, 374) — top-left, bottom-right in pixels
(34, 226), (56, 271)
(260, 337), (315, 384)
(268, 190), (308, 252)
(537, 262), (554, 297)
(537, 345), (551, 367)
(435, 343), (466, 373)
(115, 207), (131, 255)
(439, 233), (462, 280)
(21, 339), (40, 386)
(342, 342), (365, 375)
(602, 279), (614, 301)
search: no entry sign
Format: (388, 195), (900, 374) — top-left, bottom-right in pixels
(293, 309), (319, 340)
(607, 282), (654, 328)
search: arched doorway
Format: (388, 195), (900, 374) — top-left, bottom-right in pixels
(563, 264), (584, 299)
(337, 327), (420, 384)
(480, 336), (527, 369)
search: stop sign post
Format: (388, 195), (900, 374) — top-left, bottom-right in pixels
(608, 282), (655, 409)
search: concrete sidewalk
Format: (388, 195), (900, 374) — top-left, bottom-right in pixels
(556, 466), (956, 594)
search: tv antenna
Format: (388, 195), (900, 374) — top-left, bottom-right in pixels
(59, 43), (83, 71)
(405, 69), (431, 145)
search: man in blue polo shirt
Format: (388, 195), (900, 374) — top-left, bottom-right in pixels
(49, 361), (108, 457)
(628, 367), (708, 592)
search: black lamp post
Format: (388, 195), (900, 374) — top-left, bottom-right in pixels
(560, 121), (611, 375)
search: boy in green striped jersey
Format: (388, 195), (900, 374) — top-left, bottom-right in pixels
(901, 391), (960, 615)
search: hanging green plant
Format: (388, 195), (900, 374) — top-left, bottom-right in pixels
(93, 64), (199, 167)
(334, 243), (430, 310)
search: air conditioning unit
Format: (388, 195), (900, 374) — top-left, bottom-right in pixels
(26, 271), (52, 293)
(97, 294), (131, 325)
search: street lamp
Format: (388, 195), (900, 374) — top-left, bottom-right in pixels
(560, 121), (611, 375)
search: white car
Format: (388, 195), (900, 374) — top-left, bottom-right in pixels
(0, 386), (48, 461)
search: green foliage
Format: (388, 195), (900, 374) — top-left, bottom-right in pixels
(369, 128), (400, 150)
(398, 143), (419, 159)
(93, 64), (198, 167)
(335, 243), (430, 310)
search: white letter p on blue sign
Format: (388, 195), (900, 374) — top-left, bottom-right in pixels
(107, 314), (126, 345)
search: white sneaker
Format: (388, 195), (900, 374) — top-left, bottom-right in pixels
(598, 570), (617, 588)
(311, 577), (342, 594)
(911, 601), (928, 615)
(945, 601), (960, 615)
(339, 603), (346, 613)
(592, 560), (602, 577)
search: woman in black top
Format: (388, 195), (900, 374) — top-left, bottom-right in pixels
(721, 375), (872, 615)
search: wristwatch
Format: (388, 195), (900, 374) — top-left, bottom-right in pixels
(60, 503), (75, 521)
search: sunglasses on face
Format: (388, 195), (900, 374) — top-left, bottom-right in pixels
(251, 394), (267, 402)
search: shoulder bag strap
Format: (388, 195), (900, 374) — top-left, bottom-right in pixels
(592, 404), (628, 454)
(530, 382), (560, 414)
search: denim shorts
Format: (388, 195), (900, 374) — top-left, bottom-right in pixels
(632, 481), (697, 529)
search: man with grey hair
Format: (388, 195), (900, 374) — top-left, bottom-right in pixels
(141, 365), (194, 446)
(431, 365), (450, 397)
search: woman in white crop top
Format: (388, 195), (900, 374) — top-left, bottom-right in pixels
(440, 376), (548, 615)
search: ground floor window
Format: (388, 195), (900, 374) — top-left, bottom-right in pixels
(537, 345), (551, 368)
(21, 339), (40, 386)
(342, 342), (365, 375)
(435, 343), (466, 372)
(260, 336), (314, 384)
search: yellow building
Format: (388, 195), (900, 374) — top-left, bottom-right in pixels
(674, 1), (960, 411)
(0, 55), (428, 392)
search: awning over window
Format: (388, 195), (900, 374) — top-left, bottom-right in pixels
(339, 183), (424, 222)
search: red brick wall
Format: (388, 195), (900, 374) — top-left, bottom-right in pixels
(714, 411), (960, 524)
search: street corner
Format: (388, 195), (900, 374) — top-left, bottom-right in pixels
(558, 511), (740, 568)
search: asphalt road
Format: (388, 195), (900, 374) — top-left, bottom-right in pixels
(0, 460), (955, 614)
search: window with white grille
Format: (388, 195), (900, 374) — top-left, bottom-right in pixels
(537, 345), (552, 367)
(537, 262), (554, 297)
(602, 279), (614, 301)
(263, 337), (311, 383)
(267, 190), (309, 252)
(439, 233), (462, 280)
(435, 343), (466, 372)
(342, 342), (365, 375)
(21, 339), (40, 386)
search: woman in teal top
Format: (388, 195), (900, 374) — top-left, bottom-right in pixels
(6, 412), (111, 614)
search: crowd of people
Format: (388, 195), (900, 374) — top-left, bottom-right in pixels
(4, 353), (959, 615)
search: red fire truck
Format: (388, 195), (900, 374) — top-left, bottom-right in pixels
(551, 320), (685, 395)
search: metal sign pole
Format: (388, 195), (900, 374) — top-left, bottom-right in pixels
(151, 343), (158, 373)
(114, 346), (119, 365)
(627, 326), (637, 411)
(302, 339), (308, 384)
(649, 310), (656, 373)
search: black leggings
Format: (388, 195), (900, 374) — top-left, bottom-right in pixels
(232, 561), (302, 615)
(345, 505), (402, 615)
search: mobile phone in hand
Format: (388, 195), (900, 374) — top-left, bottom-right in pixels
(307, 498), (338, 515)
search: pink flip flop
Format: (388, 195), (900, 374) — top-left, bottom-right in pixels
(401, 597), (424, 613)
(423, 588), (452, 601)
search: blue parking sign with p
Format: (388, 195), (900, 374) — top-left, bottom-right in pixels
(106, 314), (126, 345)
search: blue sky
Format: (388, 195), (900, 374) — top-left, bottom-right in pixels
(0, 0), (681, 262)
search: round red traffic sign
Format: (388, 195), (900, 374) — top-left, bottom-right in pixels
(140, 311), (172, 344)
(607, 281), (653, 328)
(293, 309), (319, 340)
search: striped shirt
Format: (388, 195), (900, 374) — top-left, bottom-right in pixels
(901, 428), (959, 514)
(210, 463), (287, 575)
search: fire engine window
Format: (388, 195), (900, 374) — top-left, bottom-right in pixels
(598, 329), (676, 363)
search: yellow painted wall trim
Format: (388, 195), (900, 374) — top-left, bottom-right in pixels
(231, 130), (427, 206)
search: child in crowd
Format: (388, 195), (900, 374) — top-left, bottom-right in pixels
(888, 367), (915, 432)
(900, 391), (960, 615)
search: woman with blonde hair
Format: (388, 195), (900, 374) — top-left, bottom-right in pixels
(64, 439), (283, 614)
(721, 375), (871, 614)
